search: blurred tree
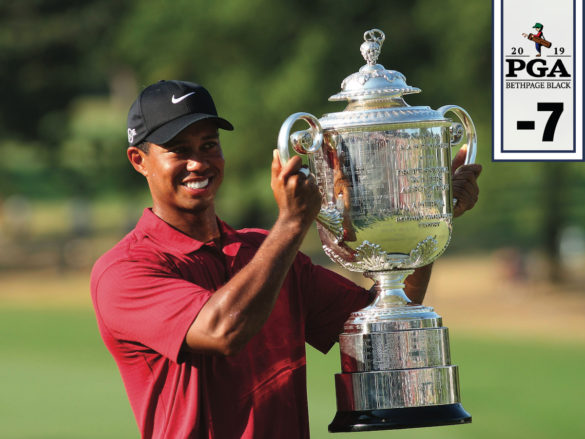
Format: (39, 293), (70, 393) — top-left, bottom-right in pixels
(0, 0), (131, 145)
(1, 0), (584, 281)
(108, 0), (496, 228)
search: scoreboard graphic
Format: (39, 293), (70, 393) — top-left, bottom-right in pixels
(493, 0), (583, 161)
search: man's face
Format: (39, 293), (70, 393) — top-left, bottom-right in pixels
(134, 120), (225, 223)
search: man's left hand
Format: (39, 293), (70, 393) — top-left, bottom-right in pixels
(451, 145), (482, 218)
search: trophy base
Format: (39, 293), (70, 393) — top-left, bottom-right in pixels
(328, 403), (471, 432)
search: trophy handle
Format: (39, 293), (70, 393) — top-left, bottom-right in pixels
(277, 112), (323, 163)
(277, 113), (346, 241)
(437, 105), (477, 165)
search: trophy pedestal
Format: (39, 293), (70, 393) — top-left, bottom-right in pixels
(328, 271), (471, 432)
(329, 403), (471, 432)
(328, 367), (471, 432)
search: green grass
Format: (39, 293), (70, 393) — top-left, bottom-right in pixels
(0, 308), (137, 439)
(1, 307), (584, 439)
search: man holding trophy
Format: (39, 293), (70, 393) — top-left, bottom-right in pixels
(91, 30), (481, 439)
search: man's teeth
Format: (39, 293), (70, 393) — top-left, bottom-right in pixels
(184, 179), (209, 189)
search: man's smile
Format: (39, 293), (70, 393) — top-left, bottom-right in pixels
(182, 178), (211, 190)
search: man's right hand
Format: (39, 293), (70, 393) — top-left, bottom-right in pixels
(271, 150), (321, 233)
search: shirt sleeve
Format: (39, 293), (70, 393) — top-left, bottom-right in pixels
(295, 253), (371, 353)
(93, 253), (212, 363)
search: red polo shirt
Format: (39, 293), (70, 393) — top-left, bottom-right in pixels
(91, 209), (369, 439)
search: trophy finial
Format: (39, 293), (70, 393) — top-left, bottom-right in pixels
(360, 29), (385, 65)
(329, 28), (420, 102)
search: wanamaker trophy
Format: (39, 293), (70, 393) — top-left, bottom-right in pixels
(277, 29), (477, 432)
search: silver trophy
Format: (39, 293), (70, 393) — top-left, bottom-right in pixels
(277, 29), (476, 432)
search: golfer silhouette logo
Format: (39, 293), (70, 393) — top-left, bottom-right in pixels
(522, 23), (552, 56)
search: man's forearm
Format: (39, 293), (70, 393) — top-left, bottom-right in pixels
(185, 217), (308, 355)
(404, 263), (433, 304)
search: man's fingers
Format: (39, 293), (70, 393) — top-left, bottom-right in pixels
(271, 149), (282, 178)
(272, 150), (302, 178)
(271, 151), (307, 197)
(453, 168), (480, 196)
(452, 167), (481, 217)
(453, 180), (479, 202)
(298, 167), (310, 178)
(453, 195), (477, 217)
(451, 145), (468, 175)
(280, 155), (303, 180)
(453, 163), (482, 180)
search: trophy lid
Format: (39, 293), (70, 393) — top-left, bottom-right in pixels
(329, 29), (421, 102)
(321, 29), (449, 129)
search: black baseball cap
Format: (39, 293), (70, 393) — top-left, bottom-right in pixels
(127, 80), (234, 146)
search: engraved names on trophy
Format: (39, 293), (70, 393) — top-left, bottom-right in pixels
(336, 129), (450, 225)
(392, 129), (451, 229)
(395, 161), (450, 228)
(312, 126), (453, 262)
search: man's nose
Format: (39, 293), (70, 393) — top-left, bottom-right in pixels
(186, 155), (210, 172)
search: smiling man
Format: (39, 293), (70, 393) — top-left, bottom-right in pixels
(90, 80), (481, 439)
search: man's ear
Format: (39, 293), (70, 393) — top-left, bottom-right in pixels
(127, 146), (148, 177)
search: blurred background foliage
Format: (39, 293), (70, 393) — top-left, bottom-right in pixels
(0, 0), (584, 282)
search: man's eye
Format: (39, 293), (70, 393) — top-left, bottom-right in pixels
(170, 147), (189, 155)
(202, 142), (219, 151)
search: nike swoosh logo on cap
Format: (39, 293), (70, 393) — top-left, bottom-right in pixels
(171, 92), (196, 104)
